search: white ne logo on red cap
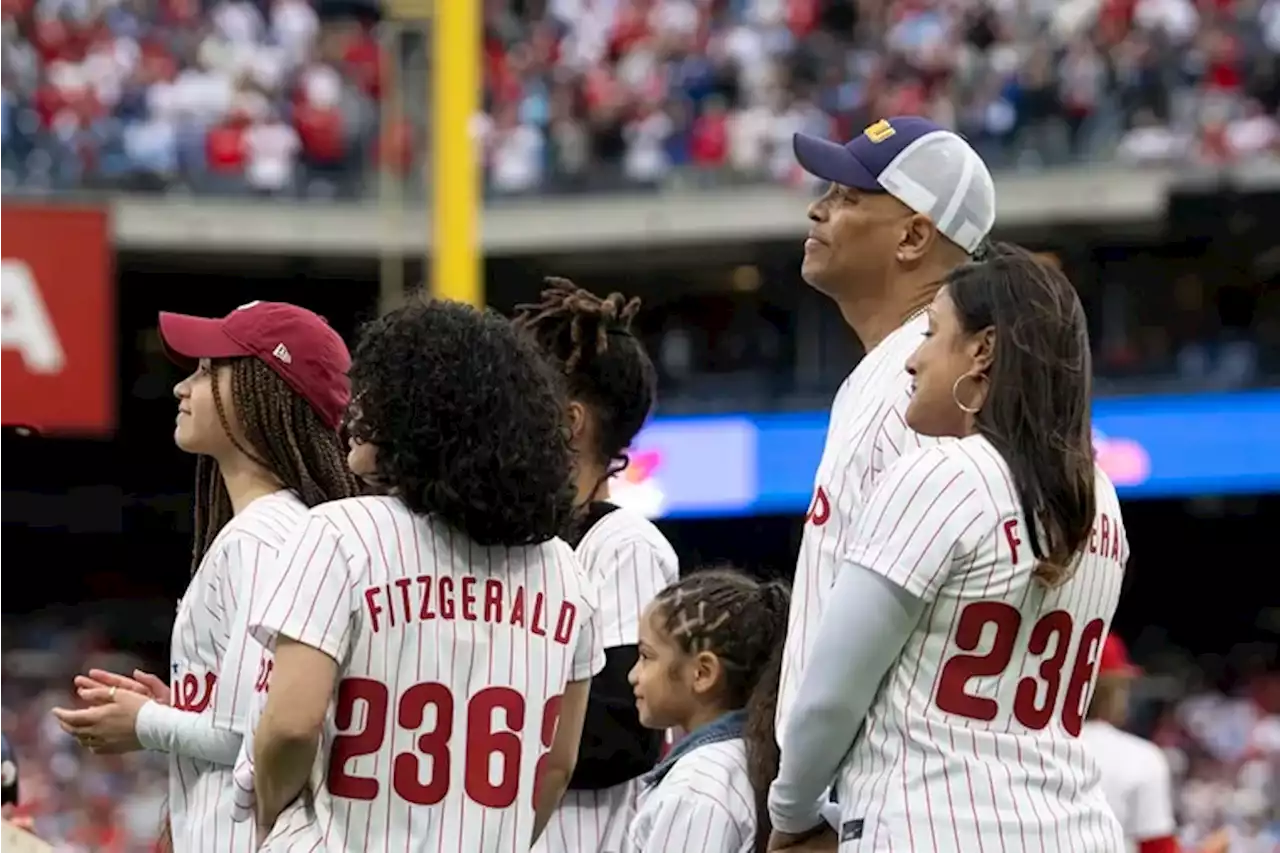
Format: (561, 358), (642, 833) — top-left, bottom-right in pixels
(272, 343), (292, 364)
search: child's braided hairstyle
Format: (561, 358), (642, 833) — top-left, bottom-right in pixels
(652, 568), (791, 853)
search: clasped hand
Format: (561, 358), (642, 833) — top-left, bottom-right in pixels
(51, 668), (169, 755)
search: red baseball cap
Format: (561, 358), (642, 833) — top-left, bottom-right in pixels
(1097, 633), (1141, 678)
(159, 301), (350, 431)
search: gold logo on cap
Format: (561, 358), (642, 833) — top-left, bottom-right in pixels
(864, 120), (895, 143)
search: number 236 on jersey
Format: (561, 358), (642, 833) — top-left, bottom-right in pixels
(934, 603), (1106, 736)
(327, 679), (562, 809)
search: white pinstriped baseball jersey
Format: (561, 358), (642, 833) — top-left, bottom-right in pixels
(244, 495), (606, 853)
(626, 739), (755, 853)
(777, 312), (937, 734)
(832, 437), (1128, 852)
(169, 489), (309, 853)
(533, 506), (680, 853)
(1079, 722), (1177, 853)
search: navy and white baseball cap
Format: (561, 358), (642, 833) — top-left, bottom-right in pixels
(793, 116), (996, 255)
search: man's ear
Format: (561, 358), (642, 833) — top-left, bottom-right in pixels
(898, 212), (938, 264)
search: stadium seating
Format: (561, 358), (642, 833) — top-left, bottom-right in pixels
(2, 0), (1278, 198)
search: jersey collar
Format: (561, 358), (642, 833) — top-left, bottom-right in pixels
(642, 709), (747, 788)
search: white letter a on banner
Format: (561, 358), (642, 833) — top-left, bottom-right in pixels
(1, 259), (66, 374)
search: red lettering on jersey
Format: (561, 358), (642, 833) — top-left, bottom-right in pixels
(362, 577), (574, 640)
(510, 587), (526, 628)
(1003, 518), (1022, 564)
(394, 577), (413, 626)
(552, 602), (577, 646)
(329, 679), (563, 809)
(805, 486), (830, 526)
(483, 578), (504, 623)
(173, 671), (218, 713)
(1087, 513), (1125, 564)
(531, 593), (547, 637)
(438, 577), (456, 619)
(935, 602), (1106, 735)
(461, 576), (478, 621)
(254, 656), (274, 693)
(365, 586), (384, 633)
(418, 575), (436, 620)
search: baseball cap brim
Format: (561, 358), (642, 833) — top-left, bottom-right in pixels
(159, 312), (251, 366)
(793, 132), (882, 191)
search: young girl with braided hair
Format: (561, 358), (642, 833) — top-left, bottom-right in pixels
(516, 279), (682, 853)
(54, 301), (361, 853)
(627, 568), (790, 853)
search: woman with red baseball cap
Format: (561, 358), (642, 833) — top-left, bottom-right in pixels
(54, 300), (362, 852)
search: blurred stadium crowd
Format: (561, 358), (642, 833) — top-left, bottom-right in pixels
(2, 611), (1277, 852)
(2, 0), (1279, 198)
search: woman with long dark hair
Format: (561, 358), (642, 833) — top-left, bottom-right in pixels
(53, 301), (361, 852)
(515, 279), (680, 853)
(767, 247), (1128, 852)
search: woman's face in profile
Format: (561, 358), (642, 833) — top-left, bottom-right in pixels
(347, 437), (379, 484)
(905, 287), (986, 438)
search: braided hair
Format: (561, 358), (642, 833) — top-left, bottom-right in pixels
(156, 357), (360, 852)
(513, 278), (657, 485)
(651, 568), (790, 853)
(190, 357), (361, 572)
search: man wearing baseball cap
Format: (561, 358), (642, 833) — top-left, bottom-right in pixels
(1081, 634), (1184, 853)
(769, 117), (998, 851)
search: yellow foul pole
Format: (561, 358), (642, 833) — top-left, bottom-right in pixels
(430, 0), (481, 306)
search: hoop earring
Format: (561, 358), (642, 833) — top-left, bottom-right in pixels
(952, 374), (982, 414)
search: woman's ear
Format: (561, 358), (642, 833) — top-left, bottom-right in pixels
(969, 326), (996, 374)
(567, 400), (587, 441)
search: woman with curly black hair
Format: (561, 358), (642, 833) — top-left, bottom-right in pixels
(243, 299), (603, 853)
(516, 279), (681, 853)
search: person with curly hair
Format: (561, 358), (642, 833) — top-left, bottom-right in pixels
(515, 278), (681, 853)
(242, 299), (604, 852)
(53, 301), (361, 853)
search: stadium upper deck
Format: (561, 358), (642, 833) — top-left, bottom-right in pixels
(2, 0), (1277, 198)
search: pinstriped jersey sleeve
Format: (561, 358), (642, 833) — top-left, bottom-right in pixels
(249, 513), (362, 664)
(212, 536), (273, 733)
(845, 446), (988, 602)
(629, 790), (747, 853)
(589, 533), (679, 649)
(865, 392), (942, 495)
(568, 550), (607, 681)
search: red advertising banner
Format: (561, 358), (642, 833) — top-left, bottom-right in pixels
(2, 205), (115, 433)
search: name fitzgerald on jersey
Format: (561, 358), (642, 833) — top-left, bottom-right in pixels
(363, 575), (578, 644)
